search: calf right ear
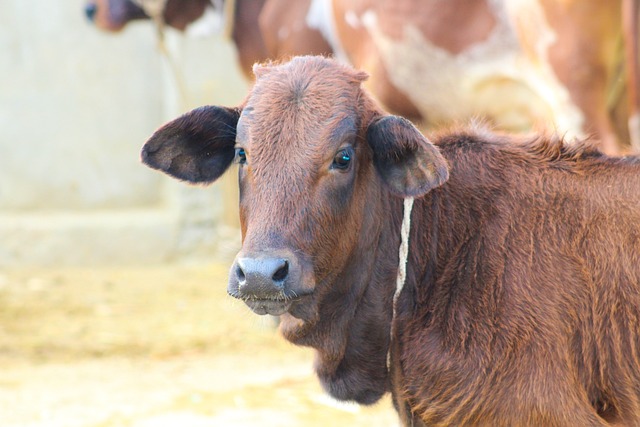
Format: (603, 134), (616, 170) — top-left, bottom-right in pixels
(141, 106), (240, 184)
(367, 115), (449, 197)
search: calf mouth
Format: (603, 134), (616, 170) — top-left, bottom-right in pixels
(243, 298), (293, 316)
(228, 290), (314, 316)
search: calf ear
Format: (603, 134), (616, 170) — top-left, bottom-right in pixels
(141, 106), (240, 184)
(367, 116), (449, 197)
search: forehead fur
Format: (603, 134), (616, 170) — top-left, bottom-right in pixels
(244, 57), (369, 157)
(239, 57), (370, 193)
(252, 56), (368, 85)
(249, 56), (368, 115)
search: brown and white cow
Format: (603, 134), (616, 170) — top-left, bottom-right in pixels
(141, 56), (640, 426)
(324, 0), (640, 155)
(87, 0), (640, 155)
(84, 0), (205, 32)
(83, 0), (333, 78)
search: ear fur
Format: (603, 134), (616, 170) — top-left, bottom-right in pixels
(367, 116), (449, 197)
(141, 106), (240, 183)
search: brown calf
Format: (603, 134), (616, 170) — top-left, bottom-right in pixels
(141, 56), (640, 426)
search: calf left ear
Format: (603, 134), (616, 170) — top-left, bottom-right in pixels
(367, 116), (449, 197)
(141, 105), (240, 184)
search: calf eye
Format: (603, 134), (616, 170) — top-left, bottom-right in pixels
(332, 148), (353, 170)
(235, 148), (247, 165)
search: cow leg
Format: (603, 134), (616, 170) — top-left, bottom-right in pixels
(231, 0), (269, 79)
(538, 0), (625, 155)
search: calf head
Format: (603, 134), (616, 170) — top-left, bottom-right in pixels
(142, 56), (448, 402)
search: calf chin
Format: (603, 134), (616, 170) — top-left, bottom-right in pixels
(316, 354), (389, 405)
(318, 365), (388, 405)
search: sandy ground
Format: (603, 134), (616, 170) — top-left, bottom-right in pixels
(0, 264), (398, 427)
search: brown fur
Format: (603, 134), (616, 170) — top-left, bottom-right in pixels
(141, 56), (640, 425)
(395, 131), (640, 425)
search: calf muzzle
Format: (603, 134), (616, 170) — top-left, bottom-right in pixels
(228, 250), (311, 316)
(236, 257), (289, 296)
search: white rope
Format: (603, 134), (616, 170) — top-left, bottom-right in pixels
(131, 0), (190, 111)
(387, 197), (414, 370)
(155, 35), (190, 112)
(394, 197), (414, 307)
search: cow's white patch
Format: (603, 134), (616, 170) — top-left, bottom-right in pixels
(359, 0), (584, 136)
(307, 0), (350, 63)
(185, 5), (223, 38)
(344, 10), (360, 29)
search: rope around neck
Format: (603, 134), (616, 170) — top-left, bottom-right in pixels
(387, 197), (414, 370)
(394, 197), (414, 308)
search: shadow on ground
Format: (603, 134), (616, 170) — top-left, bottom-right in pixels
(0, 264), (397, 426)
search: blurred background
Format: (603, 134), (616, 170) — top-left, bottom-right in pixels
(2, 0), (637, 425)
(0, 1), (247, 268)
(0, 1), (397, 426)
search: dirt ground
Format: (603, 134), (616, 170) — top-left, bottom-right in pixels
(0, 264), (398, 427)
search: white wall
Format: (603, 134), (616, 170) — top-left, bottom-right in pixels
(0, 1), (248, 266)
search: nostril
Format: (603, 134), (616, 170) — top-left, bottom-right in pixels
(236, 265), (245, 282)
(85, 3), (98, 21)
(272, 261), (289, 282)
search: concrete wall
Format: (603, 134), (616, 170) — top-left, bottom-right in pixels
(0, 1), (248, 266)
